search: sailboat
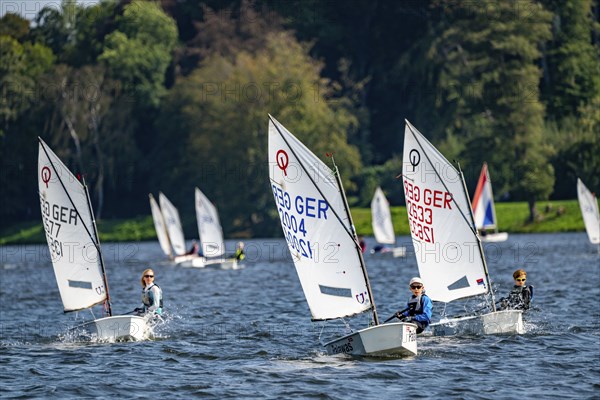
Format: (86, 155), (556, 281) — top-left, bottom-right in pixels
(191, 187), (240, 269)
(38, 138), (149, 341)
(577, 178), (600, 247)
(370, 187), (406, 257)
(269, 115), (417, 357)
(150, 192), (202, 265)
(401, 121), (523, 336)
(471, 163), (508, 242)
(149, 193), (173, 258)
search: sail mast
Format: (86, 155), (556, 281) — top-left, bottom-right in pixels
(457, 162), (497, 311)
(331, 156), (380, 326)
(81, 175), (113, 316)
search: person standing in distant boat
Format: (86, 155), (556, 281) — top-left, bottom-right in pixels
(186, 239), (199, 256)
(135, 268), (163, 316)
(358, 236), (366, 253)
(234, 242), (245, 261)
(499, 269), (532, 311)
(394, 277), (432, 334)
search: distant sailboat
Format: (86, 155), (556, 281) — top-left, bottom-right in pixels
(471, 163), (508, 242)
(191, 187), (240, 269)
(149, 193), (172, 258)
(370, 187), (406, 257)
(401, 121), (523, 336)
(577, 178), (600, 247)
(39, 138), (149, 341)
(150, 192), (201, 265)
(269, 115), (417, 357)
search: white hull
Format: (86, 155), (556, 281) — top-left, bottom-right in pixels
(323, 322), (417, 357)
(175, 254), (205, 266)
(181, 257), (240, 269)
(370, 246), (406, 258)
(76, 315), (149, 341)
(430, 310), (523, 336)
(481, 232), (509, 242)
(204, 258), (240, 270)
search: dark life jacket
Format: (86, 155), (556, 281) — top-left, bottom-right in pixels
(503, 285), (532, 310)
(407, 295), (425, 316)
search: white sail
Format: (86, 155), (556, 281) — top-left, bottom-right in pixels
(402, 120), (488, 303)
(38, 139), (107, 312)
(472, 163), (497, 230)
(195, 187), (225, 257)
(158, 192), (187, 255)
(268, 116), (372, 320)
(577, 178), (600, 244)
(371, 187), (396, 245)
(149, 194), (172, 257)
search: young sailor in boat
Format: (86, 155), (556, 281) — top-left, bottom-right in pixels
(394, 277), (432, 333)
(371, 244), (391, 254)
(234, 241), (245, 261)
(358, 236), (366, 253)
(499, 268), (532, 311)
(135, 268), (163, 316)
(186, 240), (200, 256)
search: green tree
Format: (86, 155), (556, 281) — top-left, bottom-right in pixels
(0, 12), (30, 40)
(540, 0), (600, 121)
(0, 15), (55, 223)
(99, 0), (178, 108)
(155, 8), (359, 237)
(427, 0), (554, 222)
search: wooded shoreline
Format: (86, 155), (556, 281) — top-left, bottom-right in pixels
(1, 199), (591, 245)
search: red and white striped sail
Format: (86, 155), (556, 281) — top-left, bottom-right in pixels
(472, 163), (498, 230)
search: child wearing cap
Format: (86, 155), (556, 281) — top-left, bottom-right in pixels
(395, 276), (433, 334)
(499, 269), (532, 311)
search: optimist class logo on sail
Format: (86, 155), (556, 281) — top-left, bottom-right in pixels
(272, 149), (331, 260)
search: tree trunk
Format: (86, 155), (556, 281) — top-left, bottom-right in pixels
(528, 199), (537, 223)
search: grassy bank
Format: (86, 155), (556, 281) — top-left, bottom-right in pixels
(0, 199), (590, 245)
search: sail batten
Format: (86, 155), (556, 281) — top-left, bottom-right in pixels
(268, 116), (372, 321)
(402, 121), (488, 303)
(38, 138), (108, 312)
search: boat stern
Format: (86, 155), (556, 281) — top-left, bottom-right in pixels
(324, 322), (417, 357)
(431, 309), (524, 336)
(83, 315), (150, 341)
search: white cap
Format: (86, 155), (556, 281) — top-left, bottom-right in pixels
(409, 277), (423, 285)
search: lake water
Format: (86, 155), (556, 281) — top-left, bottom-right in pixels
(1, 233), (598, 398)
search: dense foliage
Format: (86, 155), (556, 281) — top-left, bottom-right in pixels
(1, 0), (598, 237)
